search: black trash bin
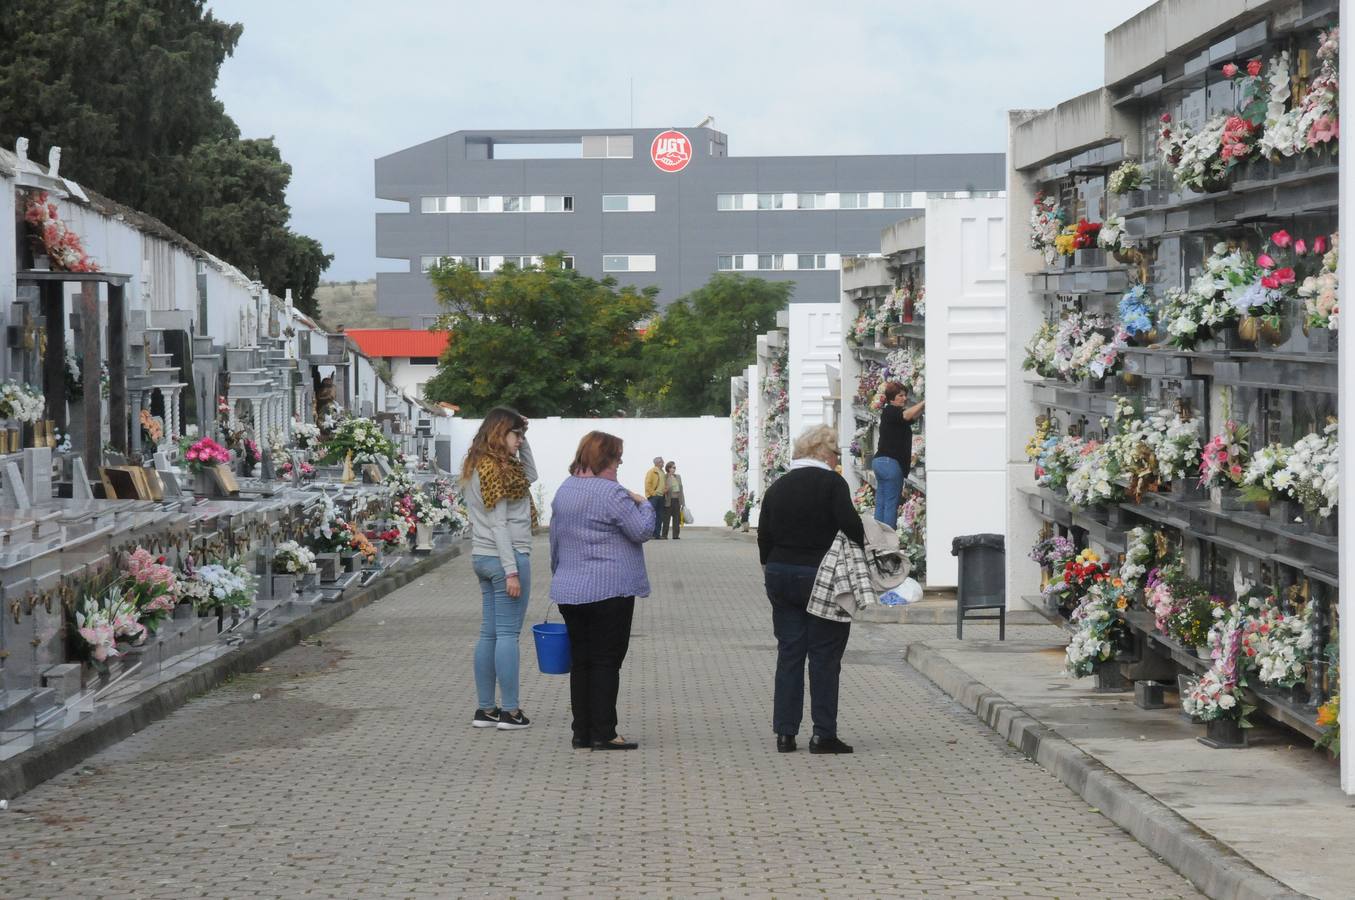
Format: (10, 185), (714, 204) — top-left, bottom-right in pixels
(950, 533), (1005, 640)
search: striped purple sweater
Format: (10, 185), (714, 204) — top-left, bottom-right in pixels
(549, 476), (655, 604)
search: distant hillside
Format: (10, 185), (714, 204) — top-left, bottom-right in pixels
(312, 280), (406, 330)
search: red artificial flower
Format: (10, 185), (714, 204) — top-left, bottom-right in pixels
(1314, 235), (1329, 254)
(1271, 229), (1293, 248)
(1273, 267), (1296, 285)
(1295, 239), (1308, 256)
(1246, 59), (1262, 76)
(1222, 62), (1239, 78)
(1257, 253), (1276, 269)
(1261, 275), (1280, 290)
(1160, 113), (1172, 123)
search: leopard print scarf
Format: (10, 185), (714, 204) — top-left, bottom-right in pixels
(477, 456), (538, 527)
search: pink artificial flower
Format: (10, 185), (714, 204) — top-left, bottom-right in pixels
(1309, 116), (1338, 145)
(1261, 275), (1280, 290)
(1246, 59), (1262, 76)
(1271, 230), (1293, 248)
(1222, 62), (1238, 77)
(1314, 235), (1329, 254)
(1160, 113), (1172, 123)
(1274, 267), (1296, 285)
(1257, 253), (1276, 269)
(1295, 239), (1308, 256)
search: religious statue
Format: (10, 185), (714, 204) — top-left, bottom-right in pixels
(14, 137), (29, 168)
(47, 146), (61, 180)
(315, 376), (336, 432)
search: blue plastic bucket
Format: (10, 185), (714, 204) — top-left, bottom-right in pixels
(532, 621), (571, 674)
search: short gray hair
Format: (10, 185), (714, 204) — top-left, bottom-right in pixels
(792, 425), (838, 464)
(653, 456), (663, 465)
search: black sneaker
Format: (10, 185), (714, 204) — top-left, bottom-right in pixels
(472, 707), (501, 728)
(497, 709), (531, 730)
(808, 735), (853, 754)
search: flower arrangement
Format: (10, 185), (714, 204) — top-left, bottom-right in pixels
(1198, 419), (1250, 489)
(868, 346), (925, 409)
(1158, 113), (1232, 192)
(122, 548), (180, 630)
(1065, 440), (1121, 509)
(897, 490), (926, 578)
(1277, 422), (1339, 517)
(1317, 694), (1340, 756)
(321, 416), (398, 465)
(292, 421), (322, 450)
(1182, 602), (1250, 722)
(848, 309), (876, 346)
(74, 587), (143, 665)
(761, 345), (790, 482)
(0, 380), (45, 424)
(180, 558), (255, 612)
(1260, 31), (1339, 159)
(1052, 311), (1125, 382)
(1237, 593), (1313, 687)
(279, 459), (316, 480)
(1106, 160), (1142, 195)
(1062, 547), (1112, 597)
(1065, 579), (1129, 677)
(1119, 526), (1156, 592)
(1298, 232), (1339, 331)
(373, 527), (406, 552)
(273, 541), (317, 574)
(23, 191), (100, 272)
(852, 482), (875, 515)
(1024, 416), (1055, 463)
(1029, 535), (1075, 570)
(1105, 401), (1202, 487)
(1097, 215), (1132, 254)
(1029, 192), (1067, 266)
(408, 490), (449, 526)
(1117, 284), (1155, 338)
(1034, 434), (1085, 493)
(1021, 321), (1060, 379)
(181, 436), (231, 473)
(1240, 442), (1291, 500)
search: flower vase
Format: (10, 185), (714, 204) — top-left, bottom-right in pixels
(315, 553), (341, 582)
(1168, 479), (1204, 501)
(1308, 327), (1337, 354)
(1074, 249), (1105, 268)
(341, 551), (359, 573)
(1311, 513), (1338, 538)
(415, 523), (433, 552)
(270, 574), (297, 600)
(192, 468), (214, 496)
(1201, 717), (1246, 749)
(1083, 376), (1108, 393)
(1270, 153), (1299, 177)
(1269, 498), (1301, 526)
(1284, 682), (1312, 706)
(1210, 485), (1248, 512)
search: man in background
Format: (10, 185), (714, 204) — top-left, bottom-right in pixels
(644, 456), (666, 539)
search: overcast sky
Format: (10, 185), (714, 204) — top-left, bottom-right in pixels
(212, 0), (1158, 282)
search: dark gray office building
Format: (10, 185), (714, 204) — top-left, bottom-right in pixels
(375, 127), (1004, 324)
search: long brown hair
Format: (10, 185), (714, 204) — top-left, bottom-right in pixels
(460, 407), (527, 483)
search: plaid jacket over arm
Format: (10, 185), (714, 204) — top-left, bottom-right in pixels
(807, 532), (875, 622)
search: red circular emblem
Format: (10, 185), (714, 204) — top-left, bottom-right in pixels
(650, 130), (692, 173)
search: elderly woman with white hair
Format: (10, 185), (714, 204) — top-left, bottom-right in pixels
(756, 424), (865, 755)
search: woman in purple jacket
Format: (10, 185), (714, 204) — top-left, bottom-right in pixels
(550, 431), (655, 751)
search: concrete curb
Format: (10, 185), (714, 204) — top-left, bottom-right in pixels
(903, 641), (1311, 900)
(0, 542), (465, 801)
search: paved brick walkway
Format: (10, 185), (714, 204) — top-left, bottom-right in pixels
(0, 533), (1200, 898)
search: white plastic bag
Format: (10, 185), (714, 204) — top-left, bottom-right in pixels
(879, 577), (924, 607)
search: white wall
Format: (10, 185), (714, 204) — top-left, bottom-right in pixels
(788, 302), (842, 437)
(0, 172), (15, 382)
(924, 196), (1009, 587)
(446, 416), (732, 526)
(389, 357), (438, 399)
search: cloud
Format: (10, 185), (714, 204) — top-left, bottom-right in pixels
(212, 0), (1158, 280)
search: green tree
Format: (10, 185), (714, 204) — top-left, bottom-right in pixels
(0, 0), (330, 311)
(423, 257), (656, 417)
(630, 274), (792, 415)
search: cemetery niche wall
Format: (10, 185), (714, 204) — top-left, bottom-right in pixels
(0, 142), (464, 773)
(1007, 0), (1342, 754)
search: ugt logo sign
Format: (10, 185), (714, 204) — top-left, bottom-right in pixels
(650, 130), (692, 173)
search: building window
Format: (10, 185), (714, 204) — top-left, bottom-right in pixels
(583, 135), (635, 158)
(757, 253), (784, 271)
(796, 192), (827, 210)
(884, 192), (904, 208)
(797, 253), (828, 270)
(603, 254), (656, 273)
(717, 254), (747, 271)
(602, 194), (656, 212)
(757, 193), (784, 210)
(502, 195), (526, 212)
(544, 195), (574, 212)
(409, 357), (440, 366)
(717, 193), (745, 211)
(839, 192), (868, 209)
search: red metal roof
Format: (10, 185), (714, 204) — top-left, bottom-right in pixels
(344, 329), (450, 359)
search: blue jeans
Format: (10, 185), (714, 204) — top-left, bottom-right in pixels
(764, 563), (851, 738)
(472, 552), (530, 711)
(649, 496), (665, 538)
(871, 456), (905, 529)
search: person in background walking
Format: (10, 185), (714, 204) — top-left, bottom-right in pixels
(644, 456), (666, 539)
(757, 424), (865, 754)
(551, 431), (655, 750)
(660, 461), (685, 539)
(871, 382), (925, 528)
(463, 408), (537, 731)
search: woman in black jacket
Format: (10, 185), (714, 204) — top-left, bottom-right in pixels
(757, 425), (865, 755)
(871, 381), (925, 528)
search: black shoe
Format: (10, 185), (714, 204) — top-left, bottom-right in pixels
(592, 736), (639, 750)
(472, 707), (501, 728)
(776, 734), (796, 753)
(496, 709), (530, 730)
(808, 735), (853, 754)
(571, 736), (590, 749)
(673, 536), (680, 540)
